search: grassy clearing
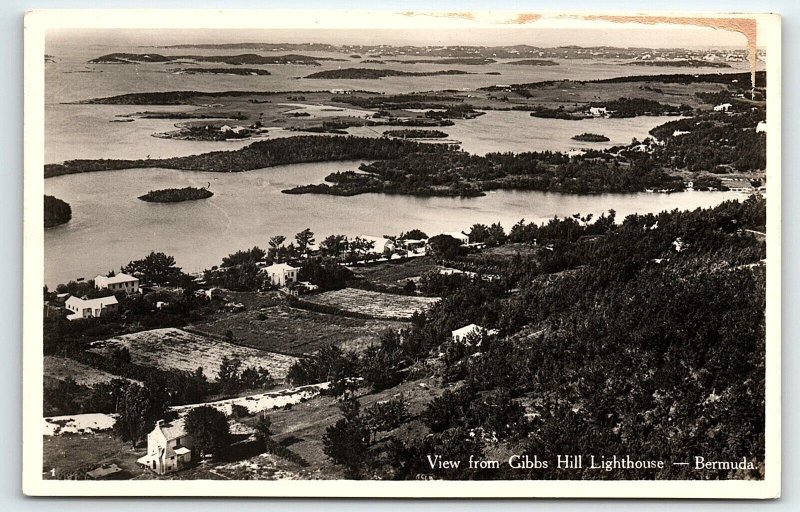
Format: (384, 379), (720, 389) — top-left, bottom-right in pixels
(192, 303), (403, 356)
(88, 328), (296, 380)
(303, 288), (439, 320)
(239, 376), (445, 478)
(44, 356), (137, 386)
(43, 433), (148, 480)
(349, 256), (438, 287)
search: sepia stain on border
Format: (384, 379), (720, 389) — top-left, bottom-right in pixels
(502, 13), (543, 25)
(398, 11), (477, 22)
(573, 15), (758, 88)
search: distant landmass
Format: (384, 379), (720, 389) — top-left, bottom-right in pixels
(304, 68), (471, 79)
(89, 53), (346, 66)
(505, 59), (559, 66)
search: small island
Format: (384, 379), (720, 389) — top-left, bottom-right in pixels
(383, 129), (448, 139)
(571, 133), (610, 142)
(138, 187), (214, 203)
(304, 68), (470, 79)
(170, 67), (271, 76)
(44, 195), (72, 228)
(505, 59), (559, 66)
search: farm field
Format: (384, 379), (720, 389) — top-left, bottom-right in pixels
(302, 288), (440, 320)
(44, 355), (136, 386)
(348, 256), (438, 287)
(87, 328), (297, 380)
(192, 303), (403, 355)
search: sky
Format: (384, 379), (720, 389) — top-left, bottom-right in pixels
(45, 16), (750, 50)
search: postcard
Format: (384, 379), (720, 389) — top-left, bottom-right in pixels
(23, 9), (781, 498)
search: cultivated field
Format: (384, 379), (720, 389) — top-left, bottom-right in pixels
(88, 328), (296, 380)
(192, 303), (403, 356)
(44, 356), (136, 386)
(302, 288), (439, 320)
(348, 256), (438, 287)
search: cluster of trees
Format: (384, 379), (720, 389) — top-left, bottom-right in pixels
(647, 108), (766, 172)
(44, 195), (72, 228)
(287, 145), (691, 197)
(217, 356), (272, 395)
(45, 136), (443, 177)
(137, 186), (213, 202)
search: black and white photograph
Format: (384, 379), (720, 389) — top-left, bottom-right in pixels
(22, 10), (781, 498)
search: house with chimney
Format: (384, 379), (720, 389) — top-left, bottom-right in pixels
(137, 418), (193, 475)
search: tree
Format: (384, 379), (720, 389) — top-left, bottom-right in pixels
(268, 235), (287, 261)
(469, 223), (490, 244)
(253, 414), (273, 447)
(486, 222), (507, 247)
(184, 406), (231, 458)
(298, 258), (353, 291)
(322, 410), (369, 477)
(113, 383), (167, 448)
(399, 229), (428, 240)
(427, 234), (462, 259)
(221, 246), (265, 268)
(295, 228), (316, 255)
(320, 234), (348, 258)
(122, 251), (184, 286)
(218, 356), (242, 394)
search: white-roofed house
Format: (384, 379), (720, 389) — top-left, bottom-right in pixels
(64, 295), (119, 321)
(451, 323), (499, 345)
(713, 103), (733, 112)
(137, 418), (193, 475)
(265, 263), (300, 287)
(94, 273), (139, 294)
(357, 235), (396, 255)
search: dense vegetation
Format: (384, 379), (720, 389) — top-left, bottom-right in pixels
(138, 187), (214, 203)
(44, 136), (443, 177)
(304, 68), (471, 79)
(44, 195), (72, 227)
(383, 129), (448, 139)
(571, 133), (609, 142)
(531, 98), (692, 120)
(284, 147), (688, 197)
(171, 67), (272, 76)
(505, 59), (558, 66)
(288, 196), (767, 480)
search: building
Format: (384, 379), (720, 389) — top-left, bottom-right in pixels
(713, 103), (733, 112)
(64, 295), (119, 321)
(442, 231), (470, 245)
(588, 107), (609, 118)
(137, 419), (193, 475)
(94, 273), (139, 294)
(265, 263), (300, 287)
(451, 323), (499, 345)
(357, 235), (395, 255)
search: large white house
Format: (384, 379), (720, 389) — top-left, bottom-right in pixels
(265, 263), (300, 287)
(137, 419), (193, 475)
(357, 235), (396, 255)
(64, 295), (119, 321)
(451, 323), (499, 345)
(94, 273), (139, 294)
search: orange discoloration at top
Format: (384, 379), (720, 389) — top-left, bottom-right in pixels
(580, 15), (758, 86)
(503, 13), (543, 25)
(398, 11), (477, 22)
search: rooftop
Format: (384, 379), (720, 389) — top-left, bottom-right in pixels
(96, 273), (139, 284)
